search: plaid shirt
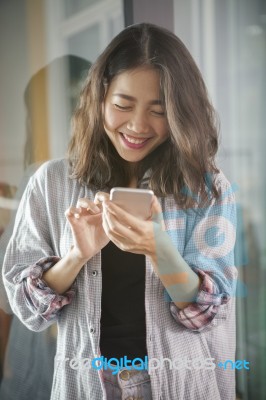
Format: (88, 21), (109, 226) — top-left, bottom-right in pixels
(3, 159), (237, 400)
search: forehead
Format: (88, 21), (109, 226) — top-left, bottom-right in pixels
(106, 66), (161, 97)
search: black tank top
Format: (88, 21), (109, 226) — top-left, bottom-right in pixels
(100, 240), (147, 360)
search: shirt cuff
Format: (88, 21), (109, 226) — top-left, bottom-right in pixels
(169, 269), (230, 331)
(13, 256), (75, 321)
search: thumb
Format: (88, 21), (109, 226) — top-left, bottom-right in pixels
(151, 196), (165, 230)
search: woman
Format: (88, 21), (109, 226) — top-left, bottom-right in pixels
(3, 23), (237, 400)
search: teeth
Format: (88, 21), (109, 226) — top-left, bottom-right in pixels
(123, 134), (147, 144)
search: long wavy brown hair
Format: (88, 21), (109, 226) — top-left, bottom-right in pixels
(67, 23), (219, 208)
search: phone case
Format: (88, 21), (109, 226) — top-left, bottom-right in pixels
(110, 187), (154, 219)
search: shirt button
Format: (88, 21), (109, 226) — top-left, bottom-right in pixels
(90, 327), (95, 334)
(92, 270), (98, 277)
(120, 370), (130, 381)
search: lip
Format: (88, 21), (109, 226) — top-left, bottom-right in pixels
(119, 133), (151, 149)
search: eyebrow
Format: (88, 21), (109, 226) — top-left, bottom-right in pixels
(112, 93), (163, 105)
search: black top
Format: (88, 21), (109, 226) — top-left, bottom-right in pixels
(100, 240), (147, 360)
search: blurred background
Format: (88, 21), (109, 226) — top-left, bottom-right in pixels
(0, 0), (265, 399)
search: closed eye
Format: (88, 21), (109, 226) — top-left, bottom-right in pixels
(114, 104), (131, 110)
(151, 110), (165, 116)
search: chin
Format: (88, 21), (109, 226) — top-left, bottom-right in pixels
(119, 153), (148, 163)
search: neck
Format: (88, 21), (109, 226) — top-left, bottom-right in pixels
(128, 177), (137, 188)
(127, 162), (139, 188)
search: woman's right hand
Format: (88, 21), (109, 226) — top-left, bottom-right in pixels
(65, 196), (110, 262)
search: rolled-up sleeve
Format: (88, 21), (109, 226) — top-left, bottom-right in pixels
(170, 268), (234, 331)
(2, 168), (75, 332)
(170, 175), (238, 331)
(13, 256), (75, 322)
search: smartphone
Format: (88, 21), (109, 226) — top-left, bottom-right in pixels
(110, 187), (154, 220)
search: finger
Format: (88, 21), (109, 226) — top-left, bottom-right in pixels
(102, 210), (143, 253)
(76, 198), (101, 214)
(102, 214), (132, 252)
(151, 196), (165, 229)
(102, 206), (133, 239)
(94, 191), (110, 206)
(101, 209), (117, 240)
(65, 206), (82, 219)
(102, 200), (144, 229)
(151, 195), (162, 216)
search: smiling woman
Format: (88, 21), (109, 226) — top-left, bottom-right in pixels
(3, 23), (237, 400)
(103, 67), (169, 167)
(68, 22), (219, 208)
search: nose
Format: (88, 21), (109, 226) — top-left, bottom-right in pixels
(126, 110), (150, 135)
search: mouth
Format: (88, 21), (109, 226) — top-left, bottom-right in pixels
(120, 133), (152, 149)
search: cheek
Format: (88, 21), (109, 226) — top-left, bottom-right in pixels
(157, 122), (169, 140)
(104, 107), (125, 131)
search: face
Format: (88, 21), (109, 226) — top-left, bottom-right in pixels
(103, 67), (169, 164)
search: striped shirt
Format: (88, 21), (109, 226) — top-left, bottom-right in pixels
(2, 159), (237, 400)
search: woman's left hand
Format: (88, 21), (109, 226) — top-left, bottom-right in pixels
(99, 193), (165, 257)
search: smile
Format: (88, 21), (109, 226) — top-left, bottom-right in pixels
(121, 133), (151, 145)
(119, 133), (152, 150)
